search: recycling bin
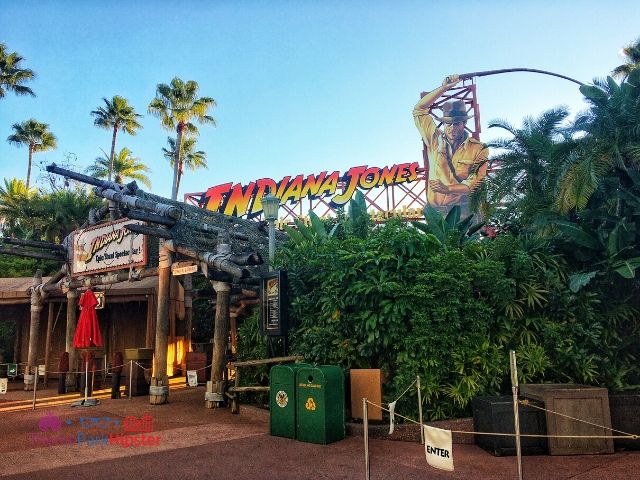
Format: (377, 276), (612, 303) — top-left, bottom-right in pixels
(270, 363), (309, 438)
(296, 365), (345, 444)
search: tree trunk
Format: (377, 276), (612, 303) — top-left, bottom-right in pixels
(171, 124), (184, 201)
(25, 270), (43, 391)
(13, 320), (21, 364)
(26, 144), (34, 189)
(108, 124), (120, 220)
(183, 274), (193, 355)
(176, 160), (183, 197)
(65, 289), (79, 390)
(43, 302), (55, 388)
(108, 124), (118, 182)
(150, 240), (172, 405)
(206, 280), (231, 409)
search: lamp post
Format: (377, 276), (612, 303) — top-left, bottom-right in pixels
(261, 188), (279, 271)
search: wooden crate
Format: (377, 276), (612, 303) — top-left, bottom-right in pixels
(609, 394), (640, 451)
(350, 369), (382, 421)
(521, 384), (614, 455)
(472, 395), (548, 456)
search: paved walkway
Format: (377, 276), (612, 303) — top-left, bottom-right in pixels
(1, 380), (639, 479)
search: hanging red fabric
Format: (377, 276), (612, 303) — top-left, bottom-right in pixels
(73, 289), (104, 349)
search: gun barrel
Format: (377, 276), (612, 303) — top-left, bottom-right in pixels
(46, 163), (118, 190)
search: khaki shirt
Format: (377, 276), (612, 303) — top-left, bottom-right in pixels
(413, 108), (488, 208)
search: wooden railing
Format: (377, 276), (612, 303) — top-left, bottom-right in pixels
(227, 355), (304, 414)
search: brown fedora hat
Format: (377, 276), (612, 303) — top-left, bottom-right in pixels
(433, 100), (471, 124)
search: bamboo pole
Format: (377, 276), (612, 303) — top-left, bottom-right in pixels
(510, 350), (523, 480)
(418, 375), (424, 445)
(363, 397), (370, 480)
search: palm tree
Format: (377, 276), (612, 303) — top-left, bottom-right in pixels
(148, 77), (216, 200)
(0, 43), (35, 99)
(90, 96), (143, 182)
(612, 38), (640, 80)
(162, 136), (208, 194)
(86, 147), (152, 188)
(556, 70), (640, 213)
(0, 178), (33, 234)
(7, 119), (57, 189)
(472, 107), (573, 228)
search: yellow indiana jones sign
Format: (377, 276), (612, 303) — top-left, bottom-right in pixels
(71, 218), (147, 277)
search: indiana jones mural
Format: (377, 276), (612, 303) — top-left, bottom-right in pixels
(413, 74), (488, 214)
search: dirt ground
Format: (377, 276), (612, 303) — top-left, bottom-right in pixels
(1, 379), (639, 479)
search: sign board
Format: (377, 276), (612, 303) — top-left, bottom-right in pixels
(260, 271), (289, 336)
(201, 163), (422, 218)
(7, 364), (17, 377)
(172, 262), (198, 276)
(94, 291), (105, 309)
(38, 365), (46, 377)
(187, 370), (198, 387)
(0, 378), (7, 394)
(71, 218), (147, 277)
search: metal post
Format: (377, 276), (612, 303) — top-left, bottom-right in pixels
(32, 366), (38, 410)
(84, 358), (89, 404)
(129, 360), (133, 400)
(363, 397), (370, 480)
(417, 375), (424, 445)
(510, 350), (523, 480)
(268, 220), (275, 271)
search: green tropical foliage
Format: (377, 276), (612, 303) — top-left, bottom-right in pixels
(162, 136), (207, 193)
(7, 119), (57, 189)
(90, 96), (143, 182)
(233, 40), (640, 420)
(86, 147), (152, 188)
(0, 180), (100, 242)
(148, 77), (216, 199)
(612, 37), (640, 79)
(0, 43), (35, 99)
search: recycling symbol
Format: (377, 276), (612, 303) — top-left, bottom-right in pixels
(305, 397), (316, 411)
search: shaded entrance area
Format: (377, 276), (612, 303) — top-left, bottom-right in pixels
(0, 276), (188, 384)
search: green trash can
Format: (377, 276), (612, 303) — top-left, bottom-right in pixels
(296, 365), (345, 444)
(270, 363), (309, 438)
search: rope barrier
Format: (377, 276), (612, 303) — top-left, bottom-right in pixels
(518, 399), (636, 437)
(391, 378), (417, 405)
(7, 361), (215, 377)
(365, 400), (639, 441)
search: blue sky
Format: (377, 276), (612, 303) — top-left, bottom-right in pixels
(0, 0), (638, 199)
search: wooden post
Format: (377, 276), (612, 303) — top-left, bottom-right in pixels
(25, 270), (43, 391)
(150, 240), (172, 405)
(65, 289), (79, 390)
(206, 280), (231, 409)
(13, 319), (21, 365)
(145, 294), (154, 348)
(184, 274), (193, 354)
(229, 312), (238, 355)
(43, 302), (55, 388)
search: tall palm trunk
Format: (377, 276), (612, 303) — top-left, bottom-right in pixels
(171, 124), (184, 201)
(108, 123), (118, 182)
(26, 144), (34, 189)
(176, 159), (184, 195)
